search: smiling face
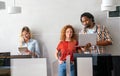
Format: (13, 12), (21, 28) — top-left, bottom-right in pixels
(81, 16), (93, 28)
(22, 31), (31, 42)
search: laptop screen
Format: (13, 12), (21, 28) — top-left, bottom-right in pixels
(78, 33), (97, 46)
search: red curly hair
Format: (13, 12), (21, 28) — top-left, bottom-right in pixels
(60, 24), (76, 41)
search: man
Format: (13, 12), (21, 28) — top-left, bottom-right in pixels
(79, 12), (113, 76)
(80, 12), (112, 53)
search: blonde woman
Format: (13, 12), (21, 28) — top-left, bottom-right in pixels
(19, 26), (40, 58)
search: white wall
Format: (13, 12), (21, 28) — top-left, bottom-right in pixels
(0, 0), (120, 76)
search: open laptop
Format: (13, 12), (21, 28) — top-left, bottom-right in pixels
(78, 33), (97, 46)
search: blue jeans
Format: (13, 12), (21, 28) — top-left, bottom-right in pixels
(58, 62), (75, 76)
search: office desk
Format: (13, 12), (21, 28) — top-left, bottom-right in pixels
(0, 53), (32, 76)
(0, 54), (46, 76)
(112, 56), (120, 76)
(11, 58), (47, 76)
(73, 53), (113, 76)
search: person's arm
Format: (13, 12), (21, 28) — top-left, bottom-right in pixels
(97, 40), (112, 46)
(77, 49), (82, 53)
(55, 41), (62, 59)
(28, 39), (40, 58)
(55, 50), (63, 64)
(75, 41), (82, 53)
(34, 40), (40, 57)
(76, 46), (84, 53)
(97, 25), (113, 46)
(55, 50), (59, 60)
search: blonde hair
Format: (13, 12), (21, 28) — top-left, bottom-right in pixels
(19, 26), (32, 46)
(60, 24), (76, 41)
(21, 26), (32, 38)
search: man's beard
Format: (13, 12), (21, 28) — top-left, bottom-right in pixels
(85, 24), (90, 28)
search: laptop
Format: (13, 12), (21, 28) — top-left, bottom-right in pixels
(78, 33), (97, 46)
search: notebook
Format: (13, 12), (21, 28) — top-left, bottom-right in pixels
(78, 33), (97, 46)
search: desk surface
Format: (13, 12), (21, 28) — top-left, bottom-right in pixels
(73, 53), (111, 58)
(0, 55), (32, 58)
(11, 55), (32, 58)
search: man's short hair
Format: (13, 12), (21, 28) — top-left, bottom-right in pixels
(80, 12), (95, 23)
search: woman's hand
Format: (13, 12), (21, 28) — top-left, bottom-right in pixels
(25, 50), (31, 55)
(58, 60), (63, 64)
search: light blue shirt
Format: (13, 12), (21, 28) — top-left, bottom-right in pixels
(22, 39), (40, 57)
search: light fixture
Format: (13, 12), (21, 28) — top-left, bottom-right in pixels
(102, 0), (115, 6)
(101, 0), (117, 11)
(101, 5), (116, 11)
(0, 1), (5, 10)
(7, 0), (21, 14)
